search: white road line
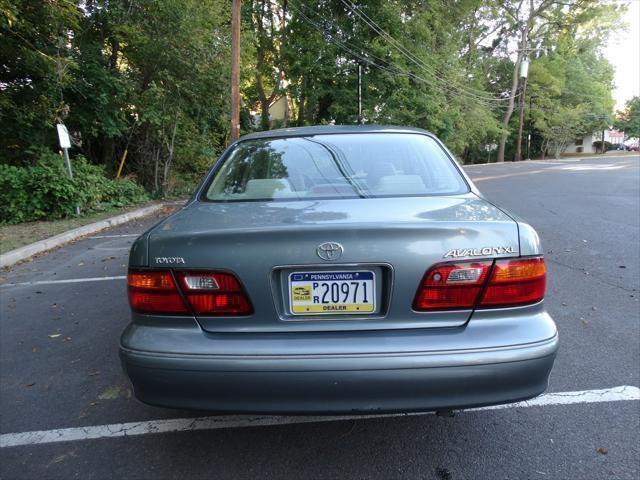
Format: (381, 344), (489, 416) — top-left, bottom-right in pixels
(471, 169), (546, 182)
(551, 164), (629, 171)
(461, 154), (638, 169)
(1, 385), (638, 448)
(0, 276), (126, 288)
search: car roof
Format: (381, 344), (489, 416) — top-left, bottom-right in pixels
(239, 125), (434, 141)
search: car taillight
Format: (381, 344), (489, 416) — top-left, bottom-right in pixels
(478, 257), (546, 308)
(128, 270), (189, 314)
(174, 271), (253, 315)
(413, 261), (492, 311)
(413, 257), (546, 311)
(127, 269), (252, 316)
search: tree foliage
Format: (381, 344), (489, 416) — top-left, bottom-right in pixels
(0, 0), (628, 213)
(615, 97), (640, 140)
(2, 0), (231, 195)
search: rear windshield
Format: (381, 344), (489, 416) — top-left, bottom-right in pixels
(203, 133), (468, 201)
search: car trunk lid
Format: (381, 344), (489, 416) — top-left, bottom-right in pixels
(146, 194), (519, 332)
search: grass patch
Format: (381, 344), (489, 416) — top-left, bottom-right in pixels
(0, 201), (160, 254)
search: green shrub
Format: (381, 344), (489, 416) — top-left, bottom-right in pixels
(0, 150), (149, 224)
(0, 164), (36, 223)
(591, 140), (613, 152)
(165, 172), (201, 198)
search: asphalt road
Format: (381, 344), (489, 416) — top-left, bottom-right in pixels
(1, 154), (639, 480)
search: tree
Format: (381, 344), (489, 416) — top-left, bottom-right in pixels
(250, 0), (287, 130)
(0, 0), (627, 206)
(73, 0), (232, 193)
(615, 97), (640, 140)
(278, 0), (505, 158)
(539, 106), (588, 159)
(0, 0), (80, 164)
(525, 3), (618, 159)
(491, 0), (622, 162)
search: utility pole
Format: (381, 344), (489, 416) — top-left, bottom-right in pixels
(230, 0), (241, 142)
(514, 58), (529, 162)
(527, 95), (537, 160)
(357, 61), (363, 125)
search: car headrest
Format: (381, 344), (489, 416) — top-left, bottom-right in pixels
(244, 178), (292, 198)
(374, 175), (427, 194)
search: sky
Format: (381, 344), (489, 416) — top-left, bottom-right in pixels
(605, 1), (640, 110)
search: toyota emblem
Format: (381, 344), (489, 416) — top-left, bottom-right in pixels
(316, 242), (344, 261)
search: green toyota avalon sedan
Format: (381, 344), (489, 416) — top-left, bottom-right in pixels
(120, 125), (558, 413)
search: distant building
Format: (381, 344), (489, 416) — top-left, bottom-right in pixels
(564, 129), (625, 154)
(249, 95), (292, 129)
(564, 134), (595, 154)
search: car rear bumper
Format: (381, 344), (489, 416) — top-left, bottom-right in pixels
(120, 324), (558, 414)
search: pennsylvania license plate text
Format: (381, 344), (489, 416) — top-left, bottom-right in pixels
(289, 271), (376, 315)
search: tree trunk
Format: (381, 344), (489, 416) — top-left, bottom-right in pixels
(101, 136), (115, 170)
(108, 38), (120, 71)
(317, 90), (332, 123)
(281, 0), (288, 129)
(297, 77), (308, 126)
(497, 26), (528, 163)
(153, 147), (160, 194)
(230, 0), (241, 141)
(554, 137), (568, 160)
(161, 120), (179, 195)
(254, 0), (268, 129)
(257, 85), (270, 130)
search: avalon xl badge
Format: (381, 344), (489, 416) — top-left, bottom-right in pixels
(444, 246), (516, 259)
(317, 242), (344, 261)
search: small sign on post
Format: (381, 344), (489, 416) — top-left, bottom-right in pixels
(56, 124), (71, 149)
(484, 143), (498, 163)
(56, 123), (80, 216)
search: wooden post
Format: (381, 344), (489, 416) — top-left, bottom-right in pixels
(115, 148), (128, 179)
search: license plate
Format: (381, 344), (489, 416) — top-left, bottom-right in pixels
(288, 271), (376, 315)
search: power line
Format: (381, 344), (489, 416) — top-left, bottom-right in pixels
(289, 2), (516, 111)
(297, 1), (516, 110)
(290, 5), (407, 77)
(294, 5), (512, 111)
(338, 0), (514, 104)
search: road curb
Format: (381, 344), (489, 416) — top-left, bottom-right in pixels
(0, 203), (168, 269)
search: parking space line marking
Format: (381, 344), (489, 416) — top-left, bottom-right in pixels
(474, 385), (640, 410)
(1, 385), (638, 448)
(0, 276), (126, 288)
